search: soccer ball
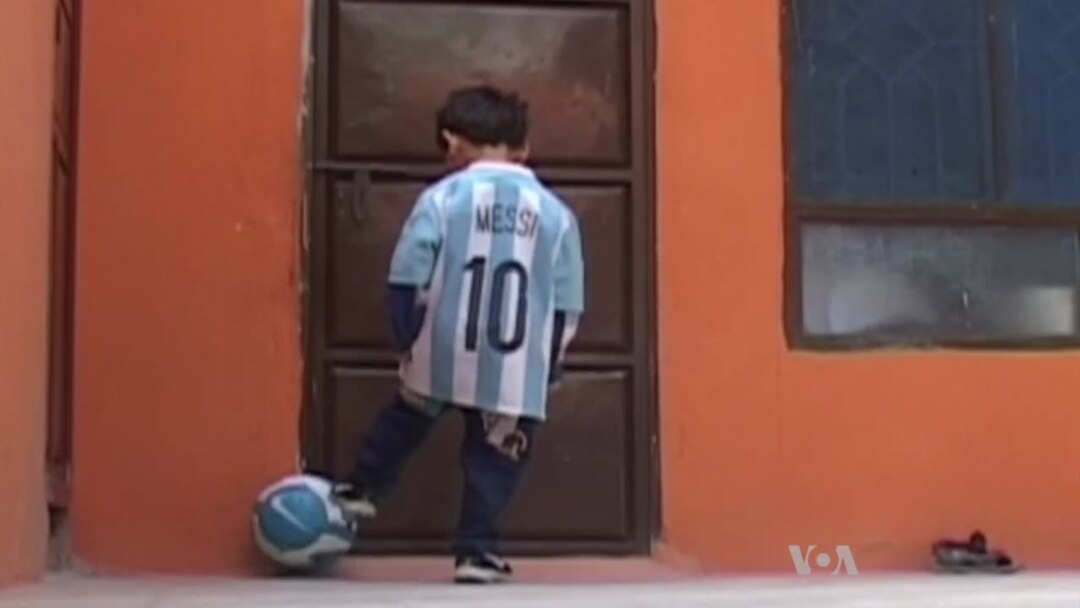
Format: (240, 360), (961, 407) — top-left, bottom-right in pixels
(252, 474), (355, 570)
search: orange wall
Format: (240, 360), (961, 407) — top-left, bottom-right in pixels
(0, 0), (53, 586)
(658, 0), (1080, 571)
(70, 0), (1080, 576)
(73, 0), (304, 573)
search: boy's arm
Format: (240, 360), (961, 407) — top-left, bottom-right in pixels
(547, 311), (579, 386)
(549, 215), (585, 385)
(386, 191), (443, 352)
(386, 286), (425, 353)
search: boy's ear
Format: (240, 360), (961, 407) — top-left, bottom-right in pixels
(440, 129), (460, 151)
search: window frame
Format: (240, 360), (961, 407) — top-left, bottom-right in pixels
(781, 0), (1080, 350)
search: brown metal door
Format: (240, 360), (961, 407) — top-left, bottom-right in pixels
(305, 0), (656, 555)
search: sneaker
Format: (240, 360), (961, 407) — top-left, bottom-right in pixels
(331, 483), (377, 519)
(454, 553), (513, 584)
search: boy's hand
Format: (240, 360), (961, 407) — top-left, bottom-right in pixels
(548, 364), (564, 394)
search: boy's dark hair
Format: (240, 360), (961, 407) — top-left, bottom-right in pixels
(436, 85), (529, 150)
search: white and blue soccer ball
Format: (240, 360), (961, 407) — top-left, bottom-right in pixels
(252, 474), (356, 570)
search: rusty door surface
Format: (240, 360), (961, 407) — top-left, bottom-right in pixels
(305, 0), (656, 555)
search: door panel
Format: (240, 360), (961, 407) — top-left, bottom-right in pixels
(558, 186), (632, 352)
(502, 369), (631, 540)
(326, 179), (632, 351)
(327, 366), (459, 540)
(328, 367), (632, 544)
(333, 2), (629, 165)
(308, 0), (655, 555)
(327, 180), (425, 348)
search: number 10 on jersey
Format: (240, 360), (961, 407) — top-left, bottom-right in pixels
(464, 256), (529, 354)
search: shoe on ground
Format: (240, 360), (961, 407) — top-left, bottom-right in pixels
(454, 553), (513, 584)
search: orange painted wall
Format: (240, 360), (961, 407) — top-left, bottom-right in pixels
(658, 0), (1080, 571)
(0, 0), (53, 587)
(73, 0), (305, 573)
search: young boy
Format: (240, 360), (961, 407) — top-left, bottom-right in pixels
(333, 85), (585, 584)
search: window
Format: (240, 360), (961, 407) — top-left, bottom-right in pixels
(786, 0), (1080, 347)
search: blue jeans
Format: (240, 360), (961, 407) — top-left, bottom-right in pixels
(347, 391), (538, 557)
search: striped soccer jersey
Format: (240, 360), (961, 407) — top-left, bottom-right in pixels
(388, 161), (585, 420)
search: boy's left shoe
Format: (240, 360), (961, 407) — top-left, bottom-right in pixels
(331, 483), (378, 519)
(453, 553), (513, 584)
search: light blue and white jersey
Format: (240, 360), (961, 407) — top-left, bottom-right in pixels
(388, 161), (584, 420)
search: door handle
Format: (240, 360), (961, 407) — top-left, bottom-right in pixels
(331, 166), (427, 225)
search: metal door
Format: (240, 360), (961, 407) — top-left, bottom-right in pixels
(305, 0), (656, 555)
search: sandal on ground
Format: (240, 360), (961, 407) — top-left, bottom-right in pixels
(932, 530), (1021, 574)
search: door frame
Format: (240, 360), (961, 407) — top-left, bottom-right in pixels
(300, 0), (660, 555)
(47, 0), (82, 511)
